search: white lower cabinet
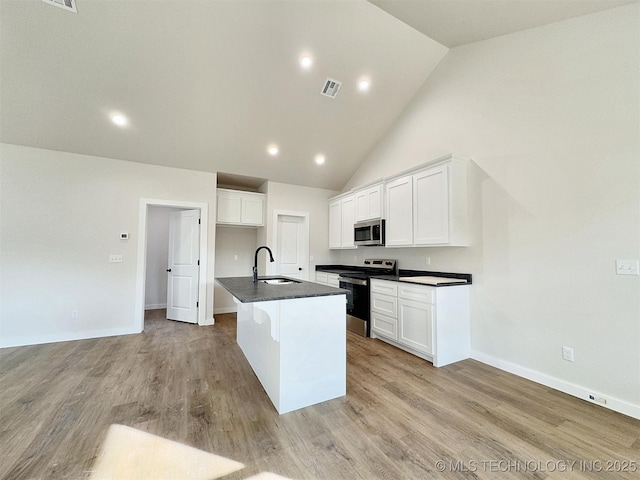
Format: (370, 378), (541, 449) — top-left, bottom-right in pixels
(316, 272), (340, 287)
(370, 279), (470, 367)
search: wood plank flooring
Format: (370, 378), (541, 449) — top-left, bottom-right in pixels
(1, 310), (638, 479)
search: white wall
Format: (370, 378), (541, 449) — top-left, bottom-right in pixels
(342, 5), (640, 417)
(214, 226), (258, 313)
(0, 144), (218, 347)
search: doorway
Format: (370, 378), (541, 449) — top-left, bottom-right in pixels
(134, 198), (209, 332)
(272, 210), (309, 280)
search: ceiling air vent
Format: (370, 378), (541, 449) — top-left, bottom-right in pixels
(320, 78), (342, 99)
(42, 0), (77, 13)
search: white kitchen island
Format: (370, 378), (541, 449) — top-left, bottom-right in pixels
(217, 276), (347, 414)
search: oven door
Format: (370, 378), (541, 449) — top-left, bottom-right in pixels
(339, 277), (370, 336)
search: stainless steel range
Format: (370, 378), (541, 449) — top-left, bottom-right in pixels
(339, 258), (397, 337)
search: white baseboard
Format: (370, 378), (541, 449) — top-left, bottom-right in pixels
(145, 303), (167, 310)
(214, 306), (237, 314)
(471, 351), (640, 420)
(0, 326), (141, 349)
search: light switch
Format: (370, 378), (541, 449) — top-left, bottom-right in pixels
(616, 259), (639, 275)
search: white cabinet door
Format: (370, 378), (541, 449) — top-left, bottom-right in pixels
(413, 165), (449, 245)
(341, 195), (355, 248)
(355, 184), (382, 222)
(329, 200), (342, 249)
(385, 175), (413, 246)
(241, 195), (264, 226)
(398, 298), (434, 355)
(217, 191), (242, 224)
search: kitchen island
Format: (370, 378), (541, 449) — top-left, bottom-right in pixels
(216, 276), (347, 414)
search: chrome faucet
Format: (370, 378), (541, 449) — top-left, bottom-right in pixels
(253, 246), (274, 282)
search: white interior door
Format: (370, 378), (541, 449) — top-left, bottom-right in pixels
(275, 213), (309, 280)
(166, 209), (200, 323)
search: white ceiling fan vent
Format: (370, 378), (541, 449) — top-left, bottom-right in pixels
(320, 78), (342, 99)
(42, 0), (77, 14)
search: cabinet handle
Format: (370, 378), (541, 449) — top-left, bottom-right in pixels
(166, 268), (172, 272)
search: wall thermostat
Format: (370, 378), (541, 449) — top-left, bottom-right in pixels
(120, 233), (129, 240)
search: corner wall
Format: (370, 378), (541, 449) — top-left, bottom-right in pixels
(343, 5), (640, 417)
(0, 144), (218, 347)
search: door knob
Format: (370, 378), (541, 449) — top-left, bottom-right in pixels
(166, 268), (172, 272)
(298, 267), (302, 271)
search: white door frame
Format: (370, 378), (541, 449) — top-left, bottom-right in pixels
(271, 210), (309, 280)
(135, 198), (209, 331)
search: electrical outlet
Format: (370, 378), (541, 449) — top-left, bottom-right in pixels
(616, 259), (639, 275)
(425, 257), (431, 266)
(109, 254), (123, 263)
(72, 310), (79, 319)
(562, 346), (574, 362)
(588, 394), (607, 405)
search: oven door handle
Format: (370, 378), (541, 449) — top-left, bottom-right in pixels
(339, 277), (368, 286)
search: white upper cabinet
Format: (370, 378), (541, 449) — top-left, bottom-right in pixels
(328, 200), (342, 249)
(216, 188), (265, 227)
(329, 154), (468, 249)
(328, 193), (356, 249)
(341, 195), (355, 248)
(385, 175), (413, 246)
(413, 164), (449, 245)
(354, 183), (383, 222)
(386, 155), (468, 247)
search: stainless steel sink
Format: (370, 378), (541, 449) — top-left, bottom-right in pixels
(260, 277), (302, 285)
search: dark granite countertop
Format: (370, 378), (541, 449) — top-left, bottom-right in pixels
(314, 265), (361, 275)
(315, 264), (472, 287)
(370, 275), (469, 287)
(373, 269), (472, 287)
(216, 276), (348, 303)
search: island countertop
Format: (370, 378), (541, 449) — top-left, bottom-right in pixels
(216, 276), (347, 303)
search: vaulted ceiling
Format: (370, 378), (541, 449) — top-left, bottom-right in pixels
(1, 0), (635, 190)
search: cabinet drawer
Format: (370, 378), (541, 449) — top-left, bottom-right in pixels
(316, 272), (328, 284)
(371, 312), (398, 340)
(371, 293), (397, 318)
(326, 273), (340, 287)
(371, 279), (398, 296)
(398, 283), (434, 304)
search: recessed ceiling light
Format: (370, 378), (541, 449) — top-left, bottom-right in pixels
(110, 113), (128, 127)
(357, 79), (371, 92)
(267, 144), (279, 156)
(299, 55), (313, 69)
(314, 154), (325, 165)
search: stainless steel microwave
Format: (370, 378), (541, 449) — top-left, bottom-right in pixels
(354, 219), (385, 246)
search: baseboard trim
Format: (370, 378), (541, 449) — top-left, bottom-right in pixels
(214, 306), (237, 314)
(0, 327), (141, 349)
(471, 351), (640, 420)
(145, 303), (167, 310)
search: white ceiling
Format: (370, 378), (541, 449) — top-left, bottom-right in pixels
(1, 0), (635, 191)
(369, 0), (637, 47)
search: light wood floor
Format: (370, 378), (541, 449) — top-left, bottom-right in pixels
(1, 310), (638, 480)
